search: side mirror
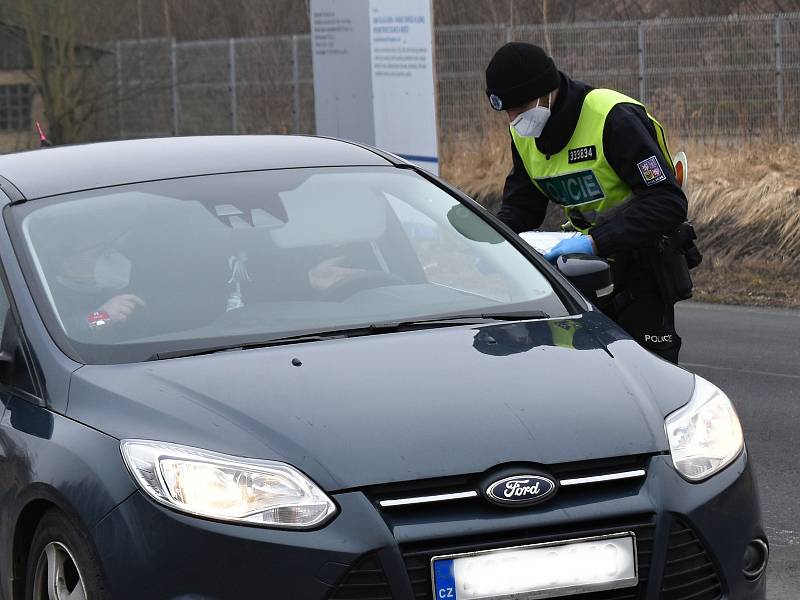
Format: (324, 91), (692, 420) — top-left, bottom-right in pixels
(556, 253), (613, 304)
(446, 206), (504, 244)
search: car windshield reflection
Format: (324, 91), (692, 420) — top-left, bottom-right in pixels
(13, 166), (568, 363)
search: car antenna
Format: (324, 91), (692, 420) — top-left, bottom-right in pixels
(35, 121), (53, 148)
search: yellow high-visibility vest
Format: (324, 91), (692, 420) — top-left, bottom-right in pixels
(510, 88), (674, 233)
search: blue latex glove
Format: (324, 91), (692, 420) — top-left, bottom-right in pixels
(543, 234), (595, 263)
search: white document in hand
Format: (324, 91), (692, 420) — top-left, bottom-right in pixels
(518, 231), (581, 255)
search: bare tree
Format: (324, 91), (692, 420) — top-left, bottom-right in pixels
(541, 0), (552, 54)
(0, 0), (122, 144)
(0, 0), (182, 145)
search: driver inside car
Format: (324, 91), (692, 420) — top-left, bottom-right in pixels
(51, 235), (145, 333)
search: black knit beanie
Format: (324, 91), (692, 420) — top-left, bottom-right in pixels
(485, 42), (559, 111)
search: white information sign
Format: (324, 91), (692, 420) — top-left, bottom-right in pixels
(310, 0), (439, 174)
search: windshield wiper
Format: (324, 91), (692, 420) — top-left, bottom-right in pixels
(349, 308), (550, 334)
(148, 309), (550, 360)
(150, 334), (335, 361)
(391, 309), (550, 326)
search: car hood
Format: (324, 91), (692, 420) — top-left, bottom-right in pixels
(68, 312), (694, 491)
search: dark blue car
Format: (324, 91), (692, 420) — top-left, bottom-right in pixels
(0, 137), (766, 600)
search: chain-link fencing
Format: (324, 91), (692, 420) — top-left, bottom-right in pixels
(94, 12), (800, 144)
(96, 34), (315, 139)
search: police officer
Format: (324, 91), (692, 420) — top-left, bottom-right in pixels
(485, 42), (689, 363)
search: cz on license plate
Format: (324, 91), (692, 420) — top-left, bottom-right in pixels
(431, 532), (637, 600)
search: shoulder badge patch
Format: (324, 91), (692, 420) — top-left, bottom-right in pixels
(637, 156), (666, 186)
(568, 145), (596, 164)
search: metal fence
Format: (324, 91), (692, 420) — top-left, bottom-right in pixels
(96, 34), (315, 139)
(96, 12), (800, 144)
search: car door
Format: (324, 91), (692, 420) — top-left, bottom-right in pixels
(0, 266), (48, 600)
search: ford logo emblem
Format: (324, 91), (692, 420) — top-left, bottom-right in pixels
(484, 474), (557, 507)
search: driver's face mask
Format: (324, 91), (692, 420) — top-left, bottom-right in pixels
(511, 92), (553, 138)
(94, 249), (132, 290)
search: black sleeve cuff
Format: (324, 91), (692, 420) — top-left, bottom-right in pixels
(496, 139), (550, 233)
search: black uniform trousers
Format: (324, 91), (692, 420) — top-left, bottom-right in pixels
(602, 251), (682, 364)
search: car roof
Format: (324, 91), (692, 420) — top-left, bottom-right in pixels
(0, 135), (396, 201)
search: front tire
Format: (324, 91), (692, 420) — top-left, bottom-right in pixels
(25, 509), (107, 600)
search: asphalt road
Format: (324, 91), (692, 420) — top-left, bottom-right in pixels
(676, 302), (800, 599)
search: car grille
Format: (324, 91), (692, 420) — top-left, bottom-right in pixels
(660, 518), (722, 600)
(400, 516), (655, 600)
(368, 455), (650, 516)
(327, 516), (724, 600)
(328, 553), (393, 600)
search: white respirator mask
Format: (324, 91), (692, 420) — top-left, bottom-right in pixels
(511, 92), (553, 138)
(94, 249), (132, 290)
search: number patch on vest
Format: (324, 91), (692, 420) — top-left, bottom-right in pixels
(568, 145), (596, 164)
(534, 170), (605, 206)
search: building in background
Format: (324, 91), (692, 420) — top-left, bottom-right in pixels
(0, 20), (107, 153)
(0, 22), (39, 153)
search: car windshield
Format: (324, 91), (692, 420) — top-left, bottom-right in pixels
(9, 166), (570, 364)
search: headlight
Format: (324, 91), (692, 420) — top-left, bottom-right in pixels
(665, 376), (744, 481)
(120, 440), (337, 528)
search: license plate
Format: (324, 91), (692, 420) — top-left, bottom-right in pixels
(431, 532), (637, 600)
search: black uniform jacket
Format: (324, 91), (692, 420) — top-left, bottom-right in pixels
(496, 72), (688, 259)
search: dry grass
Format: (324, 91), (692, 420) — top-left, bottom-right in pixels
(690, 261), (800, 308)
(685, 138), (800, 262)
(440, 131), (800, 308)
(440, 124), (511, 208)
